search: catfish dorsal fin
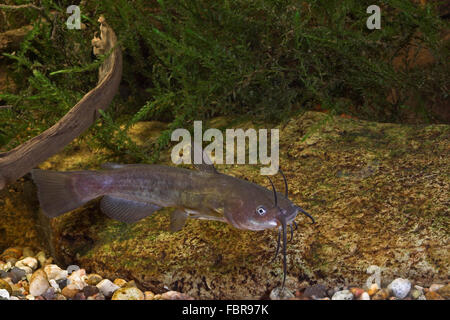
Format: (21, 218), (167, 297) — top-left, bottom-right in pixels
(190, 141), (217, 174)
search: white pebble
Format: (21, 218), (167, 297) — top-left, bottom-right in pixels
(429, 284), (444, 292)
(44, 264), (68, 281)
(16, 257), (38, 271)
(29, 270), (50, 297)
(359, 292), (370, 300)
(96, 279), (120, 298)
(67, 268), (87, 290)
(0, 289), (10, 300)
(388, 278), (411, 299)
(332, 290), (354, 300)
(49, 279), (61, 293)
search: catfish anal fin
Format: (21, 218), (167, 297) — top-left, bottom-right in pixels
(100, 196), (161, 223)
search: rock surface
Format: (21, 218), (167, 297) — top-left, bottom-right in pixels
(1, 112), (449, 299)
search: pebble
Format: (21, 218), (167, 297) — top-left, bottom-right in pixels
(73, 292), (86, 300)
(161, 290), (194, 300)
(16, 257), (38, 271)
(113, 278), (127, 288)
(87, 292), (105, 300)
(359, 292), (370, 300)
(29, 269), (50, 297)
(83, 285), (99, 297)
(437, 284), (450, 299)
(44, 264), (68, 281)
(0, 289), (10, 300)
(86, 274), (103, 286)
(331, 290), (353, 300)
(411, 289), (422, 299)
(326, 288), (335, 297)
(372, 289), (390, 300)
(112, 287), (145, 300)
(67, 268), (87, 290)
(35, 251), (47, 267)
(42, 287), (56, 300)
(0, 278), (12, 295)
(10, 267), (27, 283)
(96, 279), (120, 298)
(144, 291), (155, 300)
(425, 291), (444, 300)
(367, 283), (379, 296)
(66, 265), (80, 275)
(61, 287), (80, 299)
(303, 284), (328, 299)
(429, 283), (444, 292)
(49, 279), (61, 292)
(269, 287), (295, 300)
(1, 248), (22, 260)
(350, 287), (365, 299)
(388, 278), (411, 299)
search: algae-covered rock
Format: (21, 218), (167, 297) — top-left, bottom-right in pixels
(2, 112), (449, 299)
(0, 179), (41, 252)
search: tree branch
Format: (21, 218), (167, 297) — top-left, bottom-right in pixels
(0, 16), (123, 190)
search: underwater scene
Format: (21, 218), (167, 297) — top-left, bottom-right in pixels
(0, 0), (449, 304)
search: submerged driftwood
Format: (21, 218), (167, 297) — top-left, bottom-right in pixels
(0, 16), (122, 190)
(2, 111), (445, 299)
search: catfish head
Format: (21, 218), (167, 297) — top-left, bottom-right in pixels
(221, 169), (315, 291)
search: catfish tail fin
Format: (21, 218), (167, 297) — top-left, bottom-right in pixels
(31, 169), (101, 218)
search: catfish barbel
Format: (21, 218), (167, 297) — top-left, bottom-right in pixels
(32, 161), (315, 291)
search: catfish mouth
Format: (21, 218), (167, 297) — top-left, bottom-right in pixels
(266, 170), (315, 293)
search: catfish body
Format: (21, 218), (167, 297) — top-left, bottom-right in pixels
(31, 164), (299, 230)
(32, 163), (313, 289)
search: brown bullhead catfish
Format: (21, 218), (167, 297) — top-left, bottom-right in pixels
(32, 160), (314, 289)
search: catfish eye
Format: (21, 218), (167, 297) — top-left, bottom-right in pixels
(256, 205), (267, 216)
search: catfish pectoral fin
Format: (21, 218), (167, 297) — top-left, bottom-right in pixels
(100, 196), (161, 223)
(169, 209), (188, 232)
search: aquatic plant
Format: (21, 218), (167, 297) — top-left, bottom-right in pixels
(1, 0), (448, 162)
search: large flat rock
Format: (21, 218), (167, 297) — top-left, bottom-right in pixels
(1, 112), (449, 298)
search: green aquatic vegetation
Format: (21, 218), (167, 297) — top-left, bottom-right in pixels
(1, 0), (448, 162)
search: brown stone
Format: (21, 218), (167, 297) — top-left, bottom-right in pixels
(425, 291), (444, 300)
(372, 289), (390, 300)
(436, 284), (450, 299)
(1, 247), (22, 260)
(61, 287), (80, 299)
(86, 274), (102, 286)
